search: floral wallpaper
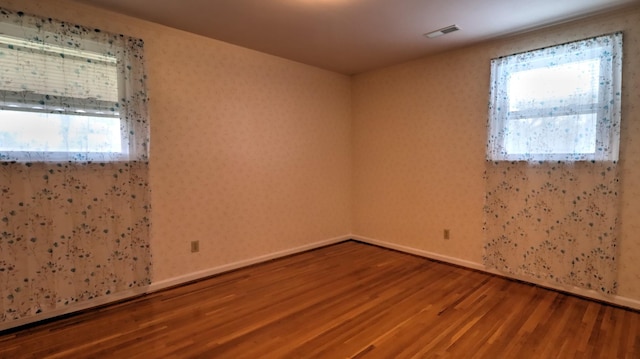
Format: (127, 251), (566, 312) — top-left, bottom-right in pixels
(0, 7), (151, 325)
(483, 161), (619, 294)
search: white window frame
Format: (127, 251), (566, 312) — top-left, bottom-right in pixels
(0, 21), (129, 162)
(487, 33), (623, 162)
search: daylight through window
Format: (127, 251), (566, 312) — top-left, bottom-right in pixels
(486, 33), (623, 161)
(0, 22), (131, 162)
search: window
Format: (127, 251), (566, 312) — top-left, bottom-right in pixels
(486, 33), (623, 161)
(0, 8), (151, 325)
(0, 18), (147, 162)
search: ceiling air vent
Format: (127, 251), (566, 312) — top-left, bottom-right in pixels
(424, 25), (461, 39)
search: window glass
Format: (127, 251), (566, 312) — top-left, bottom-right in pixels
(486, 33), (622, 162)
(0, 18), (148, 162)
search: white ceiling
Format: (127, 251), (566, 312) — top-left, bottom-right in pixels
(74, 0), (639, 74)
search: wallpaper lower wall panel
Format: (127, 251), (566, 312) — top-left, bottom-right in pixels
(0, 0), (352, 285)
(352, 7), (640, 300)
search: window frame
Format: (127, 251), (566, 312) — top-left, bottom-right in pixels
(0, 19), (133, 162)
(486, 32), (623, 162)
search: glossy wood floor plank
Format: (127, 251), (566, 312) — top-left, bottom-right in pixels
(1, 240), (639, 358)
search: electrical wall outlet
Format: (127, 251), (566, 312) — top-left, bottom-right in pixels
(191, 240), (200, 253)
(443, 229), (450, 240)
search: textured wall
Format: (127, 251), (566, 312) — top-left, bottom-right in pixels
(352, 7), (640, 299)
(1, 0), (638, 307)
(0, 0), (352, 282)
(148, 34), (352, 281)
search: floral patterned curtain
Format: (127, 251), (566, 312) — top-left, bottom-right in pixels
(483, 33), (622, 294)
(484, 161), (619, 293)
(0, 8), (151, 326)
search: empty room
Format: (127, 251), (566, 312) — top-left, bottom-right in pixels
(1, 0), (639, 357)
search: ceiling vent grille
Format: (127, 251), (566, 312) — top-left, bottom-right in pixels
(424, 25), (461, 38)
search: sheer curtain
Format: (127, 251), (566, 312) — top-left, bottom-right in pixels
(0, 8), (151, 326)
(483, 33), (622, 294)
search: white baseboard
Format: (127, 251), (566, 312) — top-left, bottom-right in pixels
(351, 234), (640, 311)
(1, 234), (350, 332)
(352, 235), (486, 271)
(6, 233), (636, 332)
(150, 234), (350, 292)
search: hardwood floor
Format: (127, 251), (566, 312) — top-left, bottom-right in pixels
(1, 240), (639, 358)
